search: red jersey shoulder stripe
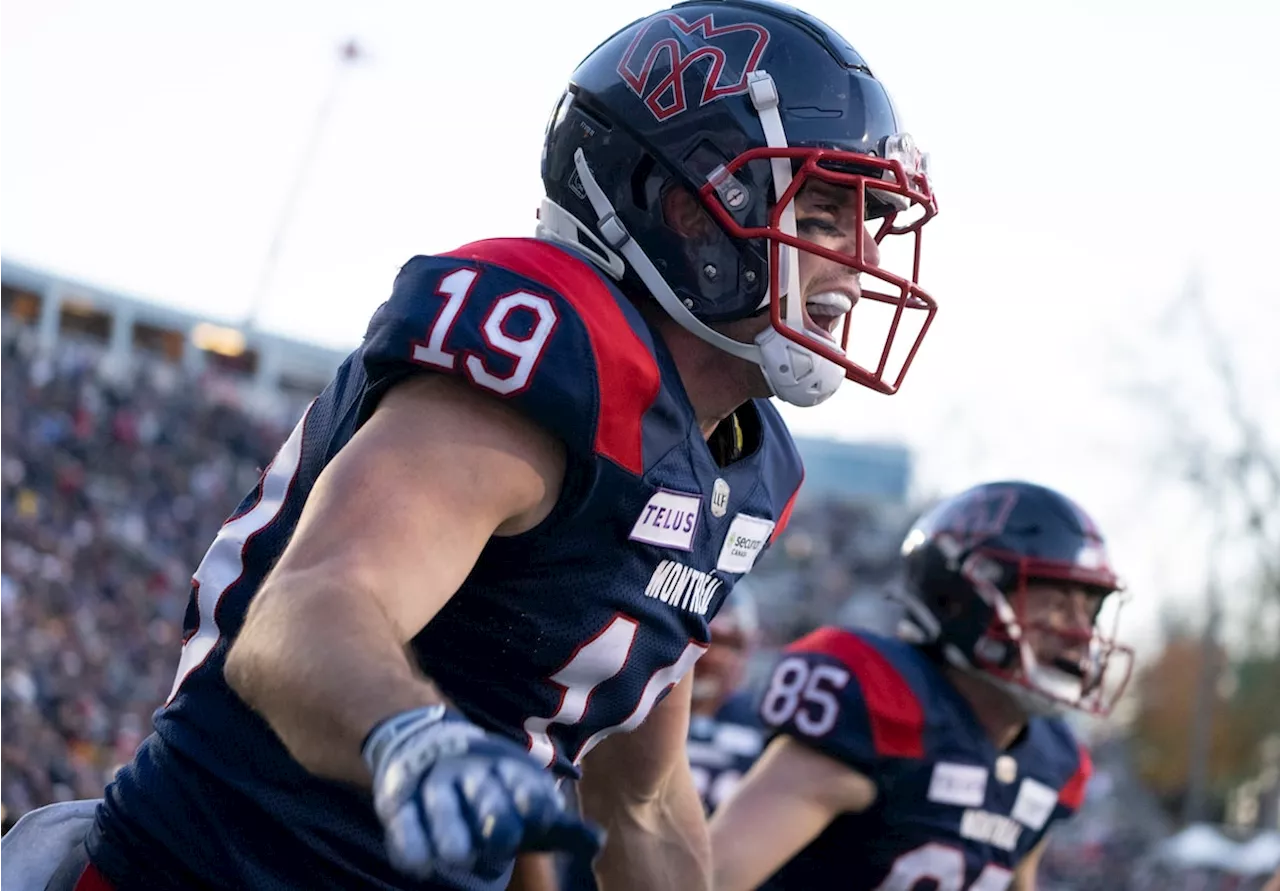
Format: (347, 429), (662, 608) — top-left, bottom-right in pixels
(443, 239), (660, 475)
(788, 626), (925, 759)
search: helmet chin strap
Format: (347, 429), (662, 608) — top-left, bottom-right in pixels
(1019, 644), (1086, 707)
(943, 644), (1069, 718)
(998, 673), (1074, 718)
(540, 70), (846, 408)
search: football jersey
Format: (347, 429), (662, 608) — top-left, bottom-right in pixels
(757, 627), (1091, 891)
(87, 239), (804, 891)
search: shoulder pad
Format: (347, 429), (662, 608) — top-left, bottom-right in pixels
(758, 626), (925, 776)
(362, 239), (661, 474)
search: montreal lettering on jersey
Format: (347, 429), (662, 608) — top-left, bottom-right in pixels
(644, 560), (722, 616)
(959, 809), (1023, 852)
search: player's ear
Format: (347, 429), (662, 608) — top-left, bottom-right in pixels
(661, 186), (717, 240)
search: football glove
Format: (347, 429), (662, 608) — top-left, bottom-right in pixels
(363, 705), (603, 879)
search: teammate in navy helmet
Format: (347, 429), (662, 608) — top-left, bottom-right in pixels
(712, 482), (1133, 891)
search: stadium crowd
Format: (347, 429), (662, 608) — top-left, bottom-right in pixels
(2, 321), (1276, 889)
(0, 327), (284, 828)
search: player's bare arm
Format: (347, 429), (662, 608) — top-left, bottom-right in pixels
(505, 853), (561, 891)
(1011, 836), (1047, 891)
(709, 734), (877, 891)
(225, 373), (566, 785)
(577, 672), (711, 891)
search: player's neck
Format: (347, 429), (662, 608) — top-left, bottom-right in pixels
(646, 312), (757, 440)
(945, 666), (1028, 751)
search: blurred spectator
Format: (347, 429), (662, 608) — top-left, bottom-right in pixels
(1, 327), (285, 828)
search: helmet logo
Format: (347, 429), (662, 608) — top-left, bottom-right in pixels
(937, 487), (1019, 549)
(617, 13), (770, 122)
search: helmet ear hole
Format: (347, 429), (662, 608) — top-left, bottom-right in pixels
(661, 185), (718, 240)
(937, 593), (967, 624)
(630, 154), (657, 211)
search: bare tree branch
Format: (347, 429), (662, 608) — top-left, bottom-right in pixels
(1120, 274), (1280, 616)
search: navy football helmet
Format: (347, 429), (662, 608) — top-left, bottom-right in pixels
(539, 0), (938, 406)
(898, 481), (1134, 716)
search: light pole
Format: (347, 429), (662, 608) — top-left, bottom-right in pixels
(243, 39), (363, 334)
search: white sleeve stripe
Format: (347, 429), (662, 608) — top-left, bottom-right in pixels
(166, 402), (314, 704)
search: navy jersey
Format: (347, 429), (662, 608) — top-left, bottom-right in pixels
(757, 628), (1091, 891)
(88, 239), (804, 891)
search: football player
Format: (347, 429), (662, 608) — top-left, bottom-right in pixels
(710, 481), (1134, 891)
(16, 3), (940, 890)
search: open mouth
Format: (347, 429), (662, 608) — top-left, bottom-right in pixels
(1050, 656), (1088, 679)
(802, 290), (856, 341)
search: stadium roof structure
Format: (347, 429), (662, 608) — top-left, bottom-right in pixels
(3, 258), (915, 500)
(2, 257), (347, 413)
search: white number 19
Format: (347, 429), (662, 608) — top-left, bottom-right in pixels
(412, 268), (558, 396)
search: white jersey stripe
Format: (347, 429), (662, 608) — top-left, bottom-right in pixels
(166, 403), (313, 704)
(575, 640), (707, 764)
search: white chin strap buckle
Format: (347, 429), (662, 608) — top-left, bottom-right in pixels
(755, 326), (845, 408)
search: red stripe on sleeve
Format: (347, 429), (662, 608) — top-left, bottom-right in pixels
(444, 239), (660, 475)
(1058, 742), (1093, 810)
(771, 469), (804, 542)
(74, 863), (116, 891)
(789, 627), (925, 758)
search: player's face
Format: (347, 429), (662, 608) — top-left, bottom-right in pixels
(1019, 582), (1106, 676)
(790, 180), (880, 340)
(715, 181), (879, 394)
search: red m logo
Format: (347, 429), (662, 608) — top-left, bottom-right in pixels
(617, 13), (770, 122)
(938, 488), (1020, 549)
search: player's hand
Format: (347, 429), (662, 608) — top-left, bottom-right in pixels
(363, 705), (604, 879)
